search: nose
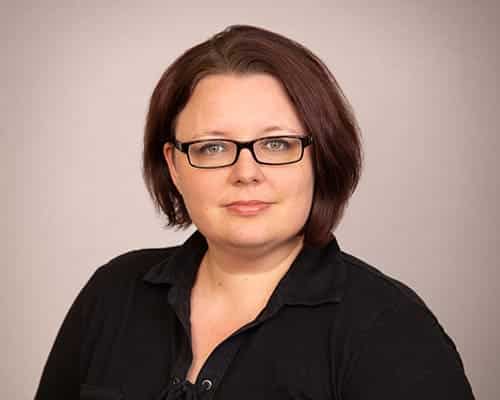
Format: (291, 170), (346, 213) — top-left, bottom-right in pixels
(228, 148), (264, 184)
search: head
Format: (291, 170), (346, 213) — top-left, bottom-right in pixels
(143, 25), (363, 247)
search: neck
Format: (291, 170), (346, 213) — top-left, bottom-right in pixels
(194, 235), (305, 308)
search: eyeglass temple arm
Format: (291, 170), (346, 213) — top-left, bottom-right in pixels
(172, 140), (189, 153)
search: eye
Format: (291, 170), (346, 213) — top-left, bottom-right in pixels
(261, 138), (290, 151)
(197, 142), (228, 155)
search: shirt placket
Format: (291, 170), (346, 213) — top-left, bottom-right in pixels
(159, 285), (284, 400)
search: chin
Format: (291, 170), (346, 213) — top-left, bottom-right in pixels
(227, 234), (275, 249)
(218, 223), (298, 250)
(196, 210), (304, 249)
(221, 228), (272, 246)
(197, 220), (265, 246)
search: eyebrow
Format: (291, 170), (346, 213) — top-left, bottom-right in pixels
(190, 125), (299, 140)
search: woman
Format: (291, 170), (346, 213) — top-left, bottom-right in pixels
(35, 25), (474, 399)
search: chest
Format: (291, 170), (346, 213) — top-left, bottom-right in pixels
(186, 301), (264, 383)
(83, 294), (340, 400)
(186, 305), (338, 399)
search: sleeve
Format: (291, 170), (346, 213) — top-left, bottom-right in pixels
(342, 301), (475, 399)
(34, 266), (105, 400)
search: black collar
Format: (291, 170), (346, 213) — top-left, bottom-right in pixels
(143, 230), (346, 306)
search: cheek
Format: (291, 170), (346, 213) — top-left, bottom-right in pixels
(177, 168), (223, 211)
(293, 172), (314, 210)
(273, 164), (314, 206)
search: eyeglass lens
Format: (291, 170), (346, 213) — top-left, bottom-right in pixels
(188, 137), (303, 167)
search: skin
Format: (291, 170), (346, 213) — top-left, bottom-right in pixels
(163, 74), (314, 303)
(163, 73), (315, 382)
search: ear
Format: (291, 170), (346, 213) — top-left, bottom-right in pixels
(163, 142), (183, 195)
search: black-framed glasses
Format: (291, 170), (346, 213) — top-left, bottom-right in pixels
(172, 135), (313, 169)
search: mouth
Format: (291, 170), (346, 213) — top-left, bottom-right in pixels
(225, 200), (272, 216)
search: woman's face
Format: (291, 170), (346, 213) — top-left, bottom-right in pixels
(163, 73), (314, 250)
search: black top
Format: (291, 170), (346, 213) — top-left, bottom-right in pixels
(35, 230), (475, 399)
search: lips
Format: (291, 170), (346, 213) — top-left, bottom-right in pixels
(226, 200), (270, 206)
(225, 200), (272, 216)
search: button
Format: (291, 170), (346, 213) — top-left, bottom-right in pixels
(172, 376), (181, 384)
(200, 379), (213, 391)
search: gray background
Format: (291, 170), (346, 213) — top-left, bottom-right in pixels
(2, 1), (499, 399)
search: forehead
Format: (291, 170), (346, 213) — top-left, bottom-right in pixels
(175, 73), (304, 139)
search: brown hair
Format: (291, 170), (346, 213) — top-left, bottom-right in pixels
(143, 24), (363, 247)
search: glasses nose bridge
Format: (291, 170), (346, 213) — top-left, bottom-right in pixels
(234, 140), (259, 164)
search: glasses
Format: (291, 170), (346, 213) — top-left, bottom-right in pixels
(172, 134), (313, 169)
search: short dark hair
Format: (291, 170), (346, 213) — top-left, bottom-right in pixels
(143, 24), (363, 247)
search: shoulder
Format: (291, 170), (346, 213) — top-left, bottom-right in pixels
(332, 252), (474, 396)
(75, 245), (179, 312)
(334, 249), (441, 335)
(93, 246), (178, 284)
(339, 249), (430, 310)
